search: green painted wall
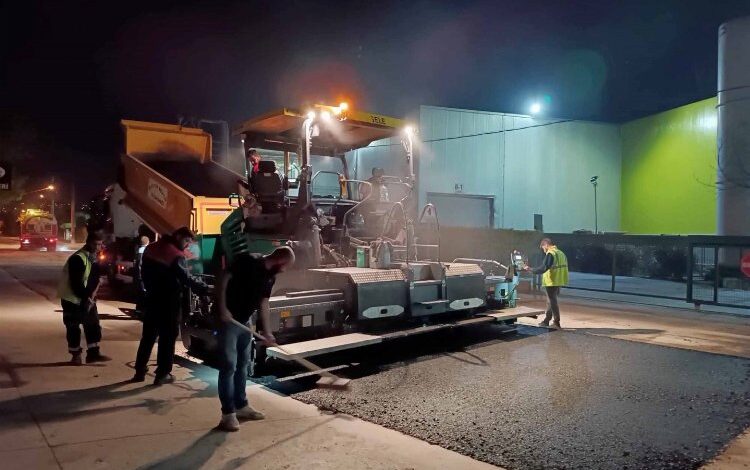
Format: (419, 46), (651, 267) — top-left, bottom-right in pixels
(620, 97), (717, 234)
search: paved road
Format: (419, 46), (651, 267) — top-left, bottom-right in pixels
(297, 326), (750, 469)
(3, 246), (750, 469)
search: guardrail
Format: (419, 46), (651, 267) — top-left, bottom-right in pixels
(547, 233), (750, 309)
(687, 236), (750, 309)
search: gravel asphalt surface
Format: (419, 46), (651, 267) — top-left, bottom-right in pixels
(295, 326), (750, 470)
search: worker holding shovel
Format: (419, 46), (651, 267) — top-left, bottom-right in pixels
(214, 247), (295, 432)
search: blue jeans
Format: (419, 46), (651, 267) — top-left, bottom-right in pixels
(217, 321), (252, 414)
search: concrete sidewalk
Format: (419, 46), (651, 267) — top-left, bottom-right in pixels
(0, 266), (495, 470)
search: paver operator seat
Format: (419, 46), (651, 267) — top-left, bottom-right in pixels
(252, 160), (285, 212)
(241, 160), (286, 231)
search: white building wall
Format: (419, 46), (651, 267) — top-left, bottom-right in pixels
(346, 105), (622, 233)
(419, 106), (621, 232)
(504, 114), (621, 232)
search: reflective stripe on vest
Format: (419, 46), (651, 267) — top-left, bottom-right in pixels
(57, 249), (92, 305)
(542, 247), (569, 287)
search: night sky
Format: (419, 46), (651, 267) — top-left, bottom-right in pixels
(2, 0), (750, 201)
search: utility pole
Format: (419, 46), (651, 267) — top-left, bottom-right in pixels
(590, 176), (599, 234)
(50, 176), (56, 218)
(69, 182), (76, 242)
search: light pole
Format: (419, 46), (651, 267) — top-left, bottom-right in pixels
(299, 111), (316, 208)
(50, 176), (55, 218)
(21, 184), (55, 198)
(590, 175), (599, 234)
(69, 182), (76, 242)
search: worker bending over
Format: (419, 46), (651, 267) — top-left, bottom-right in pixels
(132, 227), (207, 385)
(526, 238), (569, 329)
(215, 247), (295, 432)
(57, 232), (110, 364)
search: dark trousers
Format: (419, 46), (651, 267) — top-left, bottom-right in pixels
(217, 320), (253, 414)
(134, 301), (179, 377)
(135, 289), (147, 314)
(543, 286), (561, 324)
(61, 300), (102, 354)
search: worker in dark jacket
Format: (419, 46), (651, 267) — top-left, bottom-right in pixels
(57, 232), (109, 364)
(132, 227), (207, 385)
(525, 238), (569, 329)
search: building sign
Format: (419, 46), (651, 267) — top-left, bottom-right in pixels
(147, 178), (168, 209)
(0, 162), (11, 190)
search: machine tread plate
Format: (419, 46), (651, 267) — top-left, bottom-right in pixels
(311, 267), (406, 283)
(444, 263), (485, 276)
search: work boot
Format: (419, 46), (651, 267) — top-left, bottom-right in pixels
(216, 413), (240, 432)
(70, 352), (83, 365)
(153, 373), (175, 386)
(236, 405), (265, 421)
(551, 321), (562, 330)
(86, 349), (112, 363)
(130, 366), (149, 383)
(130, 372), (146, 383)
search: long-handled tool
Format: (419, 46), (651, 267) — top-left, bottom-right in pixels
(230, 319), (350, 391)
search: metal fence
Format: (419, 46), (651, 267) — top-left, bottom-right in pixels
(688, 237), (750, 309)
(547, 233), (750, 309)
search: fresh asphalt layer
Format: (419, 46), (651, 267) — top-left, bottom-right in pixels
(295, 325), (750, 470)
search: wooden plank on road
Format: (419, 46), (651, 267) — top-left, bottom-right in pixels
(266, 333), (383, 360)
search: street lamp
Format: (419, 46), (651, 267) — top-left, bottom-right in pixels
(22, 184), (55, 196)
(590, 175), (599, 234)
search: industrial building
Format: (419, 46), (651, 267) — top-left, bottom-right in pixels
(346, 98), (718, 235)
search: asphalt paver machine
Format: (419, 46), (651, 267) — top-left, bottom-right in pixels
(175, 104), (542, 374)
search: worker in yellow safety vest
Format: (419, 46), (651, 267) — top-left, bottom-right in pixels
(57, 232), (109, 364)
(525, 238), (568, 329)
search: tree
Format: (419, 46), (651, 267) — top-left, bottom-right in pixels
(0, 116), (44, 203)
